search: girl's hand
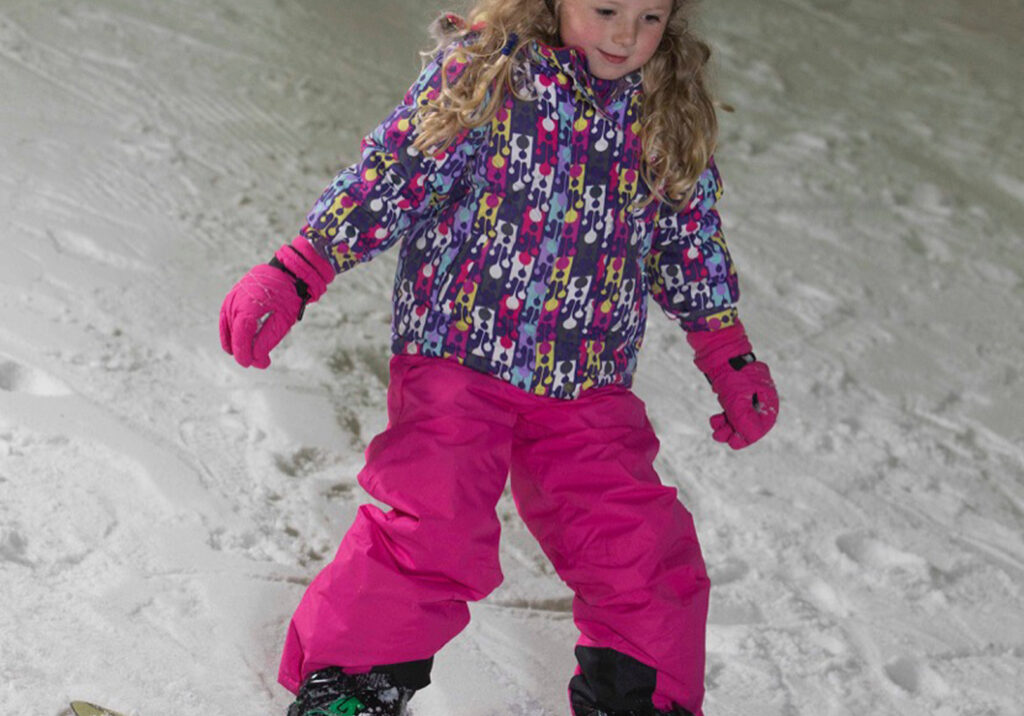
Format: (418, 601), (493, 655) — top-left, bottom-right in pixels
(219, 236), (334, 369)
(219, 263), (304, 369)
(686, 320), (779, 450)
(705, 360), (778, 449)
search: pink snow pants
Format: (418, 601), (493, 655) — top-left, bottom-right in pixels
(280, 356), (709, 714)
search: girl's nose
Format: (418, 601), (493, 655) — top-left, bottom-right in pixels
(612, 20), (638, 48)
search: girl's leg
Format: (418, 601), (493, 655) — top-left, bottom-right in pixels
(279, 356), (517, 692)
(509, 387), (709, 716)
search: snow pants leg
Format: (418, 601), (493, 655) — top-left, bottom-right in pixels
(279, 356), (516, 691)
(510, 388), (709, 715)
(279, 356), (709, 715)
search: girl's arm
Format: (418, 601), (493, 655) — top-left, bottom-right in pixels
(301, 48), (486, 274)
(645, 158), (740, 333)
(219, 46), (484, 370)
(646, 164), (779, 448)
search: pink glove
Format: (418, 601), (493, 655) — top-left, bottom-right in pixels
(219, 235), (334, 368)
(687, 320), (779, 449)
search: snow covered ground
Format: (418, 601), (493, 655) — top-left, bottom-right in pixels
(1, 0), (1022, 713)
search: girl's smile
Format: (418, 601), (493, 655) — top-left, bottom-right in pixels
(598, 49), (628, 64)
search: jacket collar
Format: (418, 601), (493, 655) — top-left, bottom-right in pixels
(528, 41), (642, 115)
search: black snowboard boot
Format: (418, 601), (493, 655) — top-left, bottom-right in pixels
(287, 665), (426, 716)
(572, 703), (693, 716)
(568, 646), (694, 716)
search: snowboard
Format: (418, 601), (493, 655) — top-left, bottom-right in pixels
(70, 702), (127, 716)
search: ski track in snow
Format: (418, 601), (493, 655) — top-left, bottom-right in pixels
(1, 0), (1022, 714)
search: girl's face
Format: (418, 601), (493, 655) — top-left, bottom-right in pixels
(558, 0), (674, 80)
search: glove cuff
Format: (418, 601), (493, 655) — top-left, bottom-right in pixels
(687, 319), (754, 379)
(273, 235), (335, 303)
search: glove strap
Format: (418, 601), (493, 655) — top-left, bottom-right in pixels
(268, 257), (311, 320)
(701, 353), (756, 386)
(728, 352), (757, 371)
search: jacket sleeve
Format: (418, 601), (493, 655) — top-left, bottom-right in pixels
(645, 158), (740, 333)
(300, 48), (485, 274)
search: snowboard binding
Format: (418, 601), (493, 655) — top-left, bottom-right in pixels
(287, 667), (419, 716)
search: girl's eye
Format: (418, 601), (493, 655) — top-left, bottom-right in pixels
(644, 14), (664, 23)
(596, 8), (616, 17)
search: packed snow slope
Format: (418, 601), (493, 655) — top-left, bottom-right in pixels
(1, 0), (1022, 714)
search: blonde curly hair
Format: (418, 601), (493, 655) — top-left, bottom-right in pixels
(413, 0), (719, 209)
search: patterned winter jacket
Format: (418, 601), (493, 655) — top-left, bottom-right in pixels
(301, 40), (740, 399)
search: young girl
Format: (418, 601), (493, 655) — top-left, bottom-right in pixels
(220, 0), (779, 713)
